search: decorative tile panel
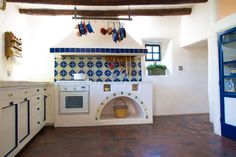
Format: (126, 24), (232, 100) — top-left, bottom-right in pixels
(54, 56), (142, 82)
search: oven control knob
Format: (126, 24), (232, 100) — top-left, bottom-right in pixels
(64, 88), (67, 91)
(73, 88), (76, 91)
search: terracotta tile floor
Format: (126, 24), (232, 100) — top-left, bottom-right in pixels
(17, 114), (236, 157)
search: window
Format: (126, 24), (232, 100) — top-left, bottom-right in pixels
(145, 44), (161, 61)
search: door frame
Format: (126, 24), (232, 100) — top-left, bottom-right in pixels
(218, 26), (236, 141)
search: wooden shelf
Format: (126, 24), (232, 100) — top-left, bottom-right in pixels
(5, 32), (22, 59)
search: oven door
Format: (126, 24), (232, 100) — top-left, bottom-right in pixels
(60, 91), (89, 114)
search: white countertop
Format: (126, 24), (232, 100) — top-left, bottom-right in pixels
(0, 81), (52, 88)
(0, 80), (152, 88)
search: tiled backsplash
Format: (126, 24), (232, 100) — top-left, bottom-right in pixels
(54, 56), (142, 82)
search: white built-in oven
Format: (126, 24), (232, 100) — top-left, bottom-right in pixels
(59, 84), (89, 114)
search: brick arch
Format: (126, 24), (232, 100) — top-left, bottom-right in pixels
(95, 91), (149, 120)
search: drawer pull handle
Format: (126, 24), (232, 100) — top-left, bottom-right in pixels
(20, 98), (28, 103)
(37, 89), (39, 92)
(8, 93), (13, 97)
(37, 108), (40, 110)
(2, 102), (14, 109)
(44, 88), (46, 91)
(37, 97), (40, 100)
(37, 121), (40, 124)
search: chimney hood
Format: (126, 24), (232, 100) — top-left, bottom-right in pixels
(50, 21), (147, 57)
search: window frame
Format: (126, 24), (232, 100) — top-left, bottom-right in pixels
(145, 44), (161, 61)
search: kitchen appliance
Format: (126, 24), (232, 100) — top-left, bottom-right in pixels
(59, 84), (89, 114)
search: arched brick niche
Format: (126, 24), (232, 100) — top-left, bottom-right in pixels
(95, 92), (149, 120)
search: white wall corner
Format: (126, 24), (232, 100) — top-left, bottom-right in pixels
(180, 1), (210, 47)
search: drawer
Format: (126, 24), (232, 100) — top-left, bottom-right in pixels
(0, 90), (16, 102)
(19, 88), (30, 98)
(31, 87), (46, 96)
(31, 103), (44, 118)
(31, 95), (44, 105)
(31, 115), (44, 134)
(0, 88), (31, 103)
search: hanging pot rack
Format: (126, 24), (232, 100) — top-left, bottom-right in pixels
(72, 6), (132, 21)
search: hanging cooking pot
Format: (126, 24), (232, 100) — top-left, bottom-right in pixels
(119, 23), (126, 39)
(107, 22), (112, 35)
(76, 23), (82, 37)
(79, 22), (85, 35)
(107, 27), (113, 35)
(82, 21), (88, 34)
(112, 22), (118, 43)
(117, 23), (123, 42)
(112, 29), (118, 43)
(100, 28), (107, 35)
(117, 31), (122, 42)
(86, 21), (94, 33)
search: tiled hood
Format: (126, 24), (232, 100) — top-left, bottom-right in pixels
(50, 21), (147, 56)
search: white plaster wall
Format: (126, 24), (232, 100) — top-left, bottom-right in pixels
(181, 2), (210, 47)
(123, 16), (209, 116)
(23, 16), (76, 82)
(0, 4), (82, 82)
(0, 3), (29, 81)
(144, 46), (208, 115)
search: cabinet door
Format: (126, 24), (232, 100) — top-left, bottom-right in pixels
(0, 102), (18, 157)
(18, 98), (30, 144)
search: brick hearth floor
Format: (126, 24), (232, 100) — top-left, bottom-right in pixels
(17, 114), (236, 157)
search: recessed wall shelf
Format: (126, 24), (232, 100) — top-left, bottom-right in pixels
(95, 92), (149, 121)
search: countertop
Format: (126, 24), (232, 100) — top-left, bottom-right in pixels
(0, 81), (152, 88)
(0, 81), (53, 88)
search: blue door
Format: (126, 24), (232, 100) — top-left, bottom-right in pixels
(218, 27), (236, 141)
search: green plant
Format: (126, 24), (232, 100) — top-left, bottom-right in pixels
(147, 63), (167, 70)
(146, 63), (167, 75)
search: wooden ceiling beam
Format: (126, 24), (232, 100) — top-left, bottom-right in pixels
(19, 8), (192, 16)
(9, 0), (208, 6)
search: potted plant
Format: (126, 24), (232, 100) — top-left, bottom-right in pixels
(147, 63), (167, 75)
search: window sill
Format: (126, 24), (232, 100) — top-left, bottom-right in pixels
(144, 75), (168, 77)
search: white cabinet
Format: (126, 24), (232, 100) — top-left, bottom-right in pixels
(0, 84), (51, 157)
(0, 101), (18, 157)
(30, 87), (47, 136)
(18, 98), (30, 144)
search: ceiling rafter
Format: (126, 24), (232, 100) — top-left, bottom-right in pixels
(8, 0), (208, 6)
(19, 8), (192, 16)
